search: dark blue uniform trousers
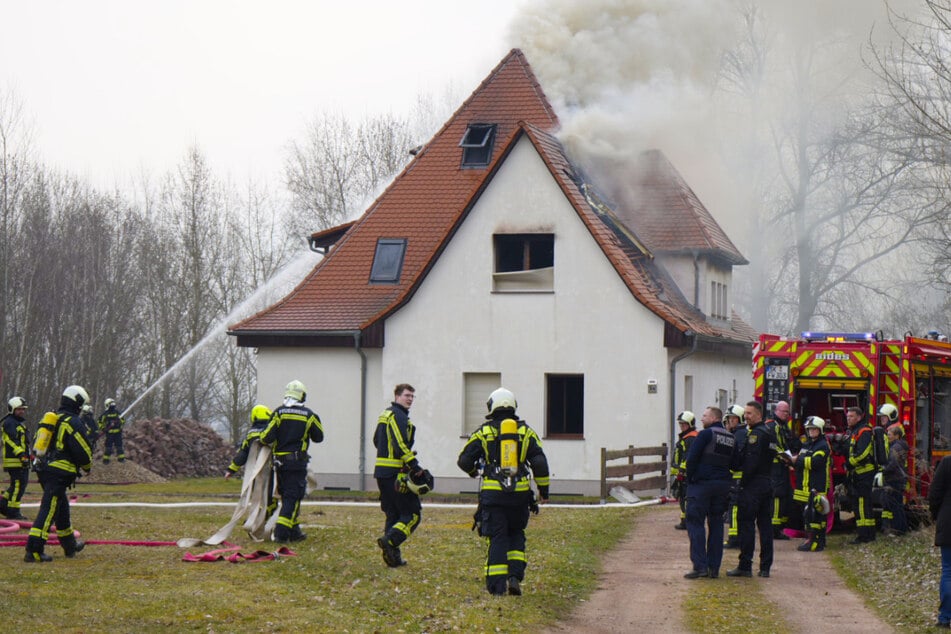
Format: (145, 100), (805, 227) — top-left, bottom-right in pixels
(737, 476), (774, 572)
(685, 478), (732, 574)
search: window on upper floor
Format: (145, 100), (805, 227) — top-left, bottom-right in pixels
(546, 373), (584, 438)
(492, 233), (554, 292)
(710, 281), (728, 320)
(369, 238), (407, 284)
(460, 123), (497, 167)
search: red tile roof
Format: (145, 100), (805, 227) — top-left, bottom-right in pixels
(231, 49), (752, 347)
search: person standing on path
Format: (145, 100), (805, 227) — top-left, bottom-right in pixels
(930, 455), (951, 628)
(672, 411), (697, 530)
(683, 406), (735, 579)
(728, 400), (776, 578)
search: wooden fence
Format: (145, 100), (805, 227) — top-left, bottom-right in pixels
(600, 443), (668, 502)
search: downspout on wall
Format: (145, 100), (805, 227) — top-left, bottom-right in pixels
(668, 331), (697, 496)
(353, 331), (368, 491)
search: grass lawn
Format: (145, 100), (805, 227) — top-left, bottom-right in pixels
(4, 479), (638, 633)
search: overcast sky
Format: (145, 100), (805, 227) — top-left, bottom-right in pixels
(0, 1), (526, 189)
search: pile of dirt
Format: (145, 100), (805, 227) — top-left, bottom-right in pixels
(88, 418), (233, 481)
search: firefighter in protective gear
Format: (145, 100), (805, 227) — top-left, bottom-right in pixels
(672, 411), (697, 530)
(225, 405), (277, 518)
(25, 385), (93, 562)
(259, 380), (324, 543)
(878, 403), (899, 426)
(846, 406), (877, 543)
(97, 397), (126, 463)
(765, 401), (799, 538)
(457, 387), (550, 596)
(1, 396), (31, 520)
(723, 404), (746, 549)
(791, 416), (831, 552)
(374, 383), (427, 567)
(79, 404), (98, 450)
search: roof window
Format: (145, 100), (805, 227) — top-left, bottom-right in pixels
(369, 238), (407, 284)
(459, 123), (496, 167)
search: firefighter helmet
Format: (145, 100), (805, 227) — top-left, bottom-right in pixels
(105, 398), (116, 409)
(251, 404), (272, 424)
(804, 416), (825, 433)
(285, 380), (307, 402)
(726, 404), (745, 420)
(63, 385), (89, 408)
(7, 396), (27, 413)
(812, 494), (831, 515)
(82, 404), (93, 415)
(878, 403), (899, 424)
(406, 468), (434, 495)
(486, 388), (517, 415)
(677, 411), (696, 426)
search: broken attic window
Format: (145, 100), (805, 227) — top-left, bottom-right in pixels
(494, 234), (554, 273)
(369, 238), (407, 284)
(460, 123), (496, 167)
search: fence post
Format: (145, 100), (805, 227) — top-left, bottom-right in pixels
(600, 446), (607, 503)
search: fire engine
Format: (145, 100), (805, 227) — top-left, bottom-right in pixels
(753, 331), (951, 509)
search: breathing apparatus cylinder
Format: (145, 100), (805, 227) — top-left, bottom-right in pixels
(500, 418), (519, 475)
(33, 411), (59, 457)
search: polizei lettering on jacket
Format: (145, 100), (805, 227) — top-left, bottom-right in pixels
(702, 427), (736, 467)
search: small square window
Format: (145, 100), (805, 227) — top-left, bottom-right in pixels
(369, 238), (407, 284)
(494, 234), (553, 272)
(460, 124), (496, 167)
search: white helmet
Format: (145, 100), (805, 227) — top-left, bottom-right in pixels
(878, 403), (899, 424)
(7, 396), (27, 413)
(486, 387), (517, 415)
(677, 411), (696, 426)
(804, 416), (825, 433)
(726, 404), (745, 420)
(105, 398), (117, 409)
(285, 380), (307, 402)
(63, 385), (89, 408)
(82, 404), (93, 415)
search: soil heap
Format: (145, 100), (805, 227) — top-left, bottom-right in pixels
(81, 418), (234, 483)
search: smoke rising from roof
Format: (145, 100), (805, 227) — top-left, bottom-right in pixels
(508, 0), (922, 328)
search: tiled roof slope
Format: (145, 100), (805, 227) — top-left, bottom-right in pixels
(522, 124), (749, 341)
(612, 150), (747, 265)
(231, 49), (753, 346)
(231, 49), (557, 334)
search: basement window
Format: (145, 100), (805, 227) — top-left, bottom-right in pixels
(460, 123), (496, 167)
(369, 238), (407, 284)
(546, 374), (584, 438)
(493, 233), (554, 292)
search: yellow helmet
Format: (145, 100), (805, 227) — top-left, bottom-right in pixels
(7, 396), (27, 413)
(677, 411), (696, 426)
(285, 380), (307, 402)
(726, 404), (745, 420)
(251, 404), (272, 424)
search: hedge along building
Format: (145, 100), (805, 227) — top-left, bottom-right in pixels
(228, 49), (756, 496)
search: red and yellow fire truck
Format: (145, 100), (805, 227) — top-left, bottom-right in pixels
(753, 331), (951, 502)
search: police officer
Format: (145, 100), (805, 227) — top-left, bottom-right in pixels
(25, 386), (93, 562)
(683, 406), (735, 579)
(727, 400), (776, 578)
(723, 404), (746, 549)
(259, 380), (324, 543)
(791, 416), (830, 552)
(458, 387), (550, 596)
(374, 383), (429, 568)
(1, 396), (31, 520)
(672, 411), (698, 530)
(846, 406), (877, 544)
(98, 398), (126, 463)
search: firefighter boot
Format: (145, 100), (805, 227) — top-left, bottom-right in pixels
(25, 537), (52, 563)
(0, 495), (7, 516)
(797, 531), (816, 552)
(816, 530), (826, 552)
(61, 534), (86, 558)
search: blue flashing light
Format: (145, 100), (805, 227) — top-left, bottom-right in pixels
(801, 331), (876, 342)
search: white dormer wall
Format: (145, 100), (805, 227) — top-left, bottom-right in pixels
(653, 253), (732, 322)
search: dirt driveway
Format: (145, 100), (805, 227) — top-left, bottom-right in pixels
(543, 503), (894, 633)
